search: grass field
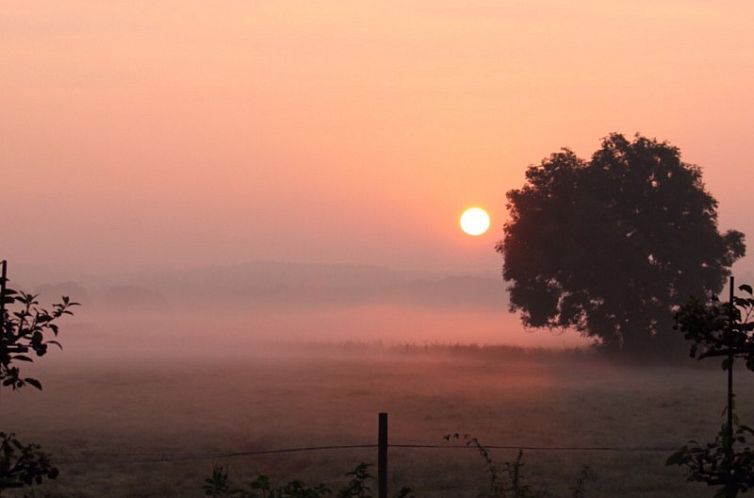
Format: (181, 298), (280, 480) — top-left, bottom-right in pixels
(0, 345), (748, 497)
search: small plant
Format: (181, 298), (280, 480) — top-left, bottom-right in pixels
(0, 432), (59, 490)
(274, 480), (331, 498)
(444, 433), (593, 498)
(445, 433), (538, 498)
(667, 422), (754, 496)
(201, 463), (413, 498)
(246, 475), (274, 498)
(337, 463), (372, 498)
(203, 466), (232, 497)
(569, 466), (594, 498)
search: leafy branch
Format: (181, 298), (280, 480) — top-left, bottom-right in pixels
(668, 282), (754, 497)
(667, 422), (754, 497)
(1, 286), (78, 391)
(674, 285), (754, 369)
(0, 261), (79, 494)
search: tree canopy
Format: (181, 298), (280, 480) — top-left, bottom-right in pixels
(496, 133), (746, 355)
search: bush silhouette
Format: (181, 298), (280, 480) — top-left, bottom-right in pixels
(0, 261), (79, 492)
(668, 281), (754, 497)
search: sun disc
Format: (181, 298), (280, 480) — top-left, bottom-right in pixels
(460, 207), (490, 236)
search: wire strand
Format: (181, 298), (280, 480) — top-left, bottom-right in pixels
(56, 442), (678, 466)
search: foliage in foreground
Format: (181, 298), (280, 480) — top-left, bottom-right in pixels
(0, 432), (58, 491)
(0, 289), (77, 391)
(668, 420), (754, 497)
(0, 263), (79, 494)
(445, 434), (594, 498)
(202, 463), (413, 498)
(668, 283), (754, 497)
(674, 284), (754, 369)
(204, 435), (595, 498)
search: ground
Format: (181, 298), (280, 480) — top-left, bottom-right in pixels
(0, 345), (746, 497)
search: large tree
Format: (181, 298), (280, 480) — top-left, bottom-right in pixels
(496, 133), (746, 355)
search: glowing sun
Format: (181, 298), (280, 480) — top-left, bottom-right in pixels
(459, 207), (490, 236)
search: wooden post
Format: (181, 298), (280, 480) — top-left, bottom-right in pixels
(378, 412), (388, 498)
(726, 276), (735, 498)
(0, 260), (6, 331)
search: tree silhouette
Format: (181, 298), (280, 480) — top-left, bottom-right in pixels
(496, 133), (745, 355)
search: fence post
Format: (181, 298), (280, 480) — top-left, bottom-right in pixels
(378, 412), (388, 498)
(726, 276), (735, 498)
(0, 260), (6, 330)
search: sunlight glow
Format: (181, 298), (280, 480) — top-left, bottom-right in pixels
(460, 207), (490, 236)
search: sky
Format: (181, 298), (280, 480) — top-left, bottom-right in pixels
(2, 0), (753, 284)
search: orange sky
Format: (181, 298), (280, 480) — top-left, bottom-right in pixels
(2, 1), (752, 282)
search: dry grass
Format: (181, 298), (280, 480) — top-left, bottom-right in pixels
(0, 345), (747, 497)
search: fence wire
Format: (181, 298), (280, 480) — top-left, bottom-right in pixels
(57, 442), (679, 466)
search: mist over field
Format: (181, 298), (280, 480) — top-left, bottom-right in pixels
(1, 343), (751, 498)
(17, 261), (584, 360)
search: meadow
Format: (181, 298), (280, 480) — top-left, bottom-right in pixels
(0, 344), (746, 497)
